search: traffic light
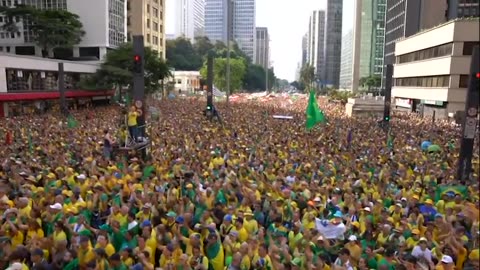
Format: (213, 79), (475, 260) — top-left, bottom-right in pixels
(384, 115), (390, 121)
(206, 105), (212, 111)
(133, 55), (142, 74)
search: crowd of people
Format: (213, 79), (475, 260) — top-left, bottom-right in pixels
(0, 95), (478, 270)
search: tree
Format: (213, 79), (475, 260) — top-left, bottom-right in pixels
(243, 64), (266, 92)
(200, 57), (246, 93)
(300, 64), (315, 90)
(0, 6), (85, 57)
(166, 37), (203, 70)
(359, 74), (381, 92)
(83, 43), (171, 94)
(193, 36), (214, 58)
(290, 81), (305, 91)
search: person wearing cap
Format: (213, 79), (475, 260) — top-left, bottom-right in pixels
(31, 248), (50, 270)
(437, 255), (455, 270)
(412, 237), (433, 266)
(345, 235), (361, 267)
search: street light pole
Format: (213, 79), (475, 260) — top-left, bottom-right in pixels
(226, 2), (231, 105)
(266, 63), (269, 92)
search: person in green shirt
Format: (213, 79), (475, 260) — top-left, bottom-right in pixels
(109, 253), (128, 270)
(377, 249), (396, 270)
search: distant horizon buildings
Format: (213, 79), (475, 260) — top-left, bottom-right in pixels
(255, 27), (269, 70)
(301, 33), (308, 68)
(170, 0), (205, 42)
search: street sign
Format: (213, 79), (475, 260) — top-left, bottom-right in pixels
(464, 117), (476, 139)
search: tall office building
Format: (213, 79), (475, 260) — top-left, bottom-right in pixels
(339, 29), (353, 89)
(232, 0), (256, 60)
(205, 0), (255, 60)
(382, 0), (478, 85)
(324, 0), (343, 88)
(127, 0), (166, 59)
(255, 27), (269, 70)
(301, 33), (308, 67)
(0, 0), (127, 59)
(171, 0), (205, 42)
(306, 10), (326, 81)
(205, 0), (233, 44)
(359, 0), (386, 78)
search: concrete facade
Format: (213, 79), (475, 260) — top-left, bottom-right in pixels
(254, 27), (269, 70)
(127, 0), (166, 59)
(324, 0), (343, 88)
(307, 10), (326, 81)
(392, 19), (480, 119)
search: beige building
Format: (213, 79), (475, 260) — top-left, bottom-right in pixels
(127, 0), (166, 59)
(392, 19), (480, 119)
(169, 71), (201, 93)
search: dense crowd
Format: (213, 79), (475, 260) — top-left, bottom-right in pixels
(0, 96), (478, 270)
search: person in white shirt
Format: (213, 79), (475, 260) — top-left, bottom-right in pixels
(411, 237), (433, 265)
(333, 248), (354, 270)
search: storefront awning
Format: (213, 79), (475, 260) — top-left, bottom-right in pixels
(0, 90), (114, 102)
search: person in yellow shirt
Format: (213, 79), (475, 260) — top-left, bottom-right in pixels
(231, 218), (248, 243)
(127, 106), (139, 141)
(25, 220), (44, 245)
(159, 243), (177, 269)
(252, 244), (273, 270)
(243, 210), (258, 235)
(95, 235), (116, 257)
(78, 236), (95, 268)
(189, 245), (209, 270)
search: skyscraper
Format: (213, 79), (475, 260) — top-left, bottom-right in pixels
(0, 0), (127, 59)
(127, 0), (166, 59)
(204, 0), (233, 43)
(171, 0), (205, 42)
(358, 0), (386, 78)
(306, 10), (326, 81)
(324, 0), (343, 88)
(339, 29), (353, 89)
(255, 27), (269, 70)
(301, 33), (308, 67)
(232, 0), (256, 60)
(447, 0), (480, 20)
(204, 0), (255, 60)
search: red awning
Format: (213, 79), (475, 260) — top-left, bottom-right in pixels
(0, 90), (114, 102)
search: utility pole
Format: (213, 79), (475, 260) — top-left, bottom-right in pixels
(226, 0), (232, 105)
(266, 64), (269, 92)
(457, 46), (479, 183)
(206, 51), (214, 119)
(383, 64), (393, 124)
(58, 62), (66, 115)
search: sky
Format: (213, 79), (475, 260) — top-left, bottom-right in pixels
(166, 0), (354, 81)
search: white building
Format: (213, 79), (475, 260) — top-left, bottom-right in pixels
(306, 10), (326, 82)
(392, 19), (479, 119)
(0, 0), (127, 60)
(339, 29), (353, 90)
(254, 27), (269, 70)
(171, 0), (205, 42)
(169, 71), (201, 93)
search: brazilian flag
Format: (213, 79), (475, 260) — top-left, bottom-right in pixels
(434, 185), (468, 202)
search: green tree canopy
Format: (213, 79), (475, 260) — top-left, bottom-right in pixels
(0, 5), (85, 57)
(200, 57), (246, 93)
(83, 43), (171, 94)
(166, 37), (203, 70)
(300, 64), (315, 89)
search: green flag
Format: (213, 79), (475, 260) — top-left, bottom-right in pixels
(305, 90), (326, 130)
(142, 165), (155, 181)
(387, 129), (394, 149)
(28, 129), (33, 154)
(434, 185), (468, 202)
(67, 115), (77, 128)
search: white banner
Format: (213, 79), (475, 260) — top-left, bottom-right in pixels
(315, 218), (346, 239)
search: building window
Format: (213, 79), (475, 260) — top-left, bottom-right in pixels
(463, 42), (480, 55)
(459, 75), (470, 88)
(153, 7), (158, 17)
(153, 22), (158, 31)
(147, 34), (150, 43)
(127, 16), (130, 26)
(153, 35), (158, 45)
(147, 18), (150, 28)
(396, 43), (453, 64)
(395, 75), (450, 87)
(146, 4), (150, 13)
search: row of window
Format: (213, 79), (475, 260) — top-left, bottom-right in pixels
(394, 75), (450, 88)
(396, 42), (480, 64)
(5, 68), (89, 92)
